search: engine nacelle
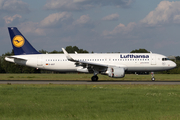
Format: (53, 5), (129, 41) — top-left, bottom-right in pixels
(107, 67), (125, 78)
(76, 67), (89, 73)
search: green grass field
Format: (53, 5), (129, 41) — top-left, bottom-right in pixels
(0, 73), (180, 81)
(0, 84), (180, 120)
(0, 74), (180, 120)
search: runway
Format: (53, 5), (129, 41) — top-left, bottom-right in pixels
(0, 80), (180, 85)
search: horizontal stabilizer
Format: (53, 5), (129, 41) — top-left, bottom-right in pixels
(5, 56), (27, 61)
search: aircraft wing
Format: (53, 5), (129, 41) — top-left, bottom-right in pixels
(75, 60), (108, 68)
(62, 48), (119, 68)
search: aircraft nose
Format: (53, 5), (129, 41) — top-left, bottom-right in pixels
(171, 61), (177, 68)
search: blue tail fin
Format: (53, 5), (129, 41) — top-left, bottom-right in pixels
(8, 27), (40, 55)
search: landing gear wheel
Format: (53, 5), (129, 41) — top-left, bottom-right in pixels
(151, 72), (155, 81)
(91, 75), (98, 81)
(151, 77), (155, 81)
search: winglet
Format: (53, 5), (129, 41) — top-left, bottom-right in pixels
(62, 48), (77, 62)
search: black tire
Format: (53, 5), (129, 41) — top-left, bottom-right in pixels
(151, 77), (155, 81)
(91, 76), (98, 81)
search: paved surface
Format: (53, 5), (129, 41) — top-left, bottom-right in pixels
(0, 80), (180, 85)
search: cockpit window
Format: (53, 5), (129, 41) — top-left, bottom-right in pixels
(162, 58), (170, 61)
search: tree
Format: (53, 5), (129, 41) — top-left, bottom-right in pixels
(50, 50), (62, 53)
(0, 56), (5, 73)
(78, 49), (88, 53)
(65, 46), (89, 53)
(65, 46), (75, 53)
(72, 46), (79, 52)
(39, 49), (48, 54)
(130, 49), (149, 53)
(176, 56), (180, 61)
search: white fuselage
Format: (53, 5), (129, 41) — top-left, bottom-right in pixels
(5, 53), (176, 72)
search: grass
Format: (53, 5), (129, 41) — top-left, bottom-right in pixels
(0, 84), (180, 120)
(0, 73), (180, 81)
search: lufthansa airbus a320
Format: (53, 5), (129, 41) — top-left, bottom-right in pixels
(5, 27), (176, 81)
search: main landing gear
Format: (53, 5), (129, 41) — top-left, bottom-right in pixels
(91, 69), (99, 81)
(151, 72), (155, 81)
(91, 75), (98, 81)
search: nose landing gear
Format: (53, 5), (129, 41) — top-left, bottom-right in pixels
(151, 72), (155, 81)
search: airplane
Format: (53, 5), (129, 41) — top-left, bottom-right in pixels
(5, 27), (176, 81)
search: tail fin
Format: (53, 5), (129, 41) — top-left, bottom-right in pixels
(8, 27), (40, 55)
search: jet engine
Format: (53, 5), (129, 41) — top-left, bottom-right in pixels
(107, 67), (125, 78)
(77, 67), (89, 73)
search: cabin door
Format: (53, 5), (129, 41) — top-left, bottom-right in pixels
(151, 55), (156, 65)
(37, 56), (43, 67)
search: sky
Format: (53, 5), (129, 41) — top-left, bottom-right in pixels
(0, 0), (180, 56)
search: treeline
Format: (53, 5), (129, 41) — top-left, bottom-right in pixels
(0, 48), (180, 74)
(39, 46), (89, 54)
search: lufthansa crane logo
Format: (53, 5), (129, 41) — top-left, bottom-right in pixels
(13, 35), (25, 48)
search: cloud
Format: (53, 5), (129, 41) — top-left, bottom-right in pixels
(0, 0), (30, 14)
(18, 21), (45, 36)
(40, 12), (73, 28)
(72, 14), (97, 30)
(102, 13), (119, 21)
(44, 0), (134, 11)
(100, 1), (180, 55)
(16, 13), (95, 37)
(104, 1), (180, 37)
(141, 1), (180, 26)
(3, 14), (22, 24)
(103, 22), (136, 36)
(73, 14), (90, 25)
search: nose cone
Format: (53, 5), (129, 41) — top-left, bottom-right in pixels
(171, 61), (177, 68)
